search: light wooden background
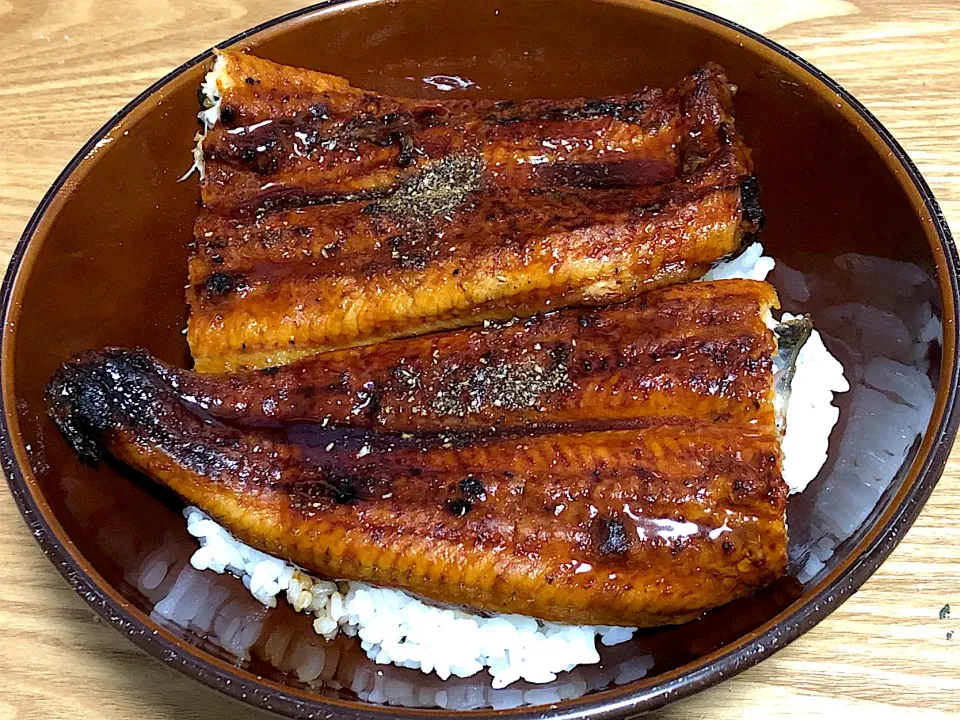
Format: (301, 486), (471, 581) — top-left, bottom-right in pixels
(0, 1), (957, 718)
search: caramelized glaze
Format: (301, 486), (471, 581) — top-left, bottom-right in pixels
(176, 280), (778, 432)
(189, 54), (763, 372)
(47, 280), (787, 627)
(200, 53), (739, 209)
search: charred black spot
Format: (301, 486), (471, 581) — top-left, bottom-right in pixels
(219, 105), (237, 125)
(550, 342), (571, 366)
(329, 479), (359, 504)
(584, 99), (620, 116)
(540, 97), (649, 125)
(344, 112), (421, 167)
(447, 498), (472, 517)
(55, 378), (110, 462)
(308, 102), (329, 121)
(205, 272), (237, 296)
(578, 314), (593, 328)
(397, 253), (428, 269)
(244, 77), (258, 85)
(458, 476), (486, 498)
(210, 255), (224, 265)
(364, 128), (397, 149)
(240, 143), (281, 175)
(596, 517), (630, 555)
(740, 176), (765, 229)
(204, 236), (228, 250)
(45, 350), (182, 465)
(291, 473), (368, 508)
(261, 366), (280, 376)
(717, 123), (730, 146)
(323, 474), (369, 505)
(395, 136), (417, 168)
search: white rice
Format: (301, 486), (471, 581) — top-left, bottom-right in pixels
(774, 253), (938, 583)
(778, 313), (850, 494)
(180, 54), (229, 181)
(186, 505), (632, 688)
(198, 55), (228, 130)
(702, 241), (776, 282)
(180, 242), (848, 686)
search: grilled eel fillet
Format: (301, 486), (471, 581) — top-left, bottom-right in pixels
(199, 52), (744, 208)
(47, 280), (788, 627)
(166, 280), (778, 434)
(189, 55), (764, 372)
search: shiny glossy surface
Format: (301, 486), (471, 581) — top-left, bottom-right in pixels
(201, 51), (715, 208)
(46, 280), (785, 627)
(190, 54), (760, 372)
(1, 0), (957, 717)
(179, 280), (778, 432)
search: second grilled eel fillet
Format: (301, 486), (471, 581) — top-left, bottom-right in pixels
(189, 56), (763, 372)
(198, 52), (742, 208)
(164, 280), (780, 433)
(47, 280), (788, 627)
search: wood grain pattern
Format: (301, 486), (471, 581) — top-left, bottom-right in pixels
(0, 1), (957, 718)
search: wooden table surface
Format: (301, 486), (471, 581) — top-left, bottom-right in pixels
(0, 1), (958, 718)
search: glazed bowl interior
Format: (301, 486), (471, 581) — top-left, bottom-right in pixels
(3, 0), (956, 717)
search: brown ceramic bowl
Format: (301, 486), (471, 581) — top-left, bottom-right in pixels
(3, 0), (957, 717)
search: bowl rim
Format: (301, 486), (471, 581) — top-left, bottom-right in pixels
(2, 0), (958, 717)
